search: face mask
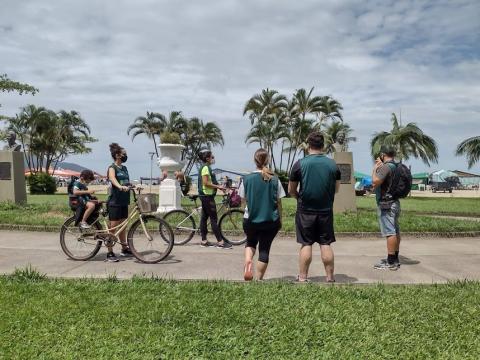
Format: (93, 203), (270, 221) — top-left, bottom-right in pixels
(121, 155), (128, 163)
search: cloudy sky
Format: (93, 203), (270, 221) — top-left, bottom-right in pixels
(1, 0), (479, 178)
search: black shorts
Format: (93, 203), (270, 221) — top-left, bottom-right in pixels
(243, 219), (281, 249)
(295, 210), (336, 246)
(108, 205), (129, 221)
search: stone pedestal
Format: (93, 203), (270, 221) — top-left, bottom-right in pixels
(333, 152), (357, 213)
(0, 151), (27, 204)
(157, 144), (184, 213)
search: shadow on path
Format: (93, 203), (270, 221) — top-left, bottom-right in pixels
(269, 274), (358, 284)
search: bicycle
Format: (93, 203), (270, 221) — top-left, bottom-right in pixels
(60, 186), (174, 264)
(162, 190), (246, 246)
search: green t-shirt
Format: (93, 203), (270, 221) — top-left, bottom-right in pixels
(289, 154), (341, 212)
(108, 164), (130, 206)
(198, 164), (217, 196)
(73, 180), (91, 204)
(240, 173), (283, 223)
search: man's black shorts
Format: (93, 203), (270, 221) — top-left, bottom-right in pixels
(295, 210), (336, 246)
(108, 205), (129, 221)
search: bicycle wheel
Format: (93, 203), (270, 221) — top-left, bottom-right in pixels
(60, 215), (102, 261)
(128, 215), (174, 264)
(162, 210), (196, 245)
(219, 209), (246, 245)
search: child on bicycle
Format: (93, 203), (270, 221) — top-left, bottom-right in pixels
(72, 170), (97, 229)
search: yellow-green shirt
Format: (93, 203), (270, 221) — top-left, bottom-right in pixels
(200, 165), (215, 195)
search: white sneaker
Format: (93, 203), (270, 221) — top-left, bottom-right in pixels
(79, 222), (91, 230)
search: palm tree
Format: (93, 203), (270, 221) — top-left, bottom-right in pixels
(246, 112), (289, 170)
(370, 113), (438, 165)
(317, 96), (344, 125)
(456, 136), (480, 169)
(183, 118), (224, 175)
(156, 111), (188, 136)
(243, 88), (287, 125)
(127, 112), (163, 157)
(323, 120), (356, 153)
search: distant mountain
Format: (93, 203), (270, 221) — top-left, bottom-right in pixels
(23, 159), (100, 174)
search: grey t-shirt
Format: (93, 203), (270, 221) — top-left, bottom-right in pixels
(375, 162), (395, 203)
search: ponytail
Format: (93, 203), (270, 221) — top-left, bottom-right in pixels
(254, 148), (274, 181)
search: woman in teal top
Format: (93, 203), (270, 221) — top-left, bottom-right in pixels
(238, 148), (285, 281)
(106, 143), (132, 262)
(197, 150), (231, 249)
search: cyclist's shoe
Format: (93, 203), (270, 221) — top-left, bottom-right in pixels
(373, 260), (399, 271)
(120, 247), (133, 257)
(79, 222), (91, 230)
(200, 241), (214, 248)
(216, 242), (233, 250)
(105, 252), (119, 263)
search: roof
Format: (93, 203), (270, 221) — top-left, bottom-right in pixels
(452, 170), (480, 178)
(412, 172), (429, 179)
(354, 171), (369, 179)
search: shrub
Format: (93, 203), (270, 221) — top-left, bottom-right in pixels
(27, 173), (57, 194)
(160, 131), (182, 144)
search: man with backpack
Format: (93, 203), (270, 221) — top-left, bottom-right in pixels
(372, 145), (412, 271)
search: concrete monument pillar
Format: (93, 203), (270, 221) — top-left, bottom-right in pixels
(0, 150), (27, 204)
(157, 144), (184, 213)
(333, 151), (357, 213)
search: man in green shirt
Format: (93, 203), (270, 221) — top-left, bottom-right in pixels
(289, 132), (341, 283)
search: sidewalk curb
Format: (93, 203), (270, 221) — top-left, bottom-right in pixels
(1, 224), (479, 238)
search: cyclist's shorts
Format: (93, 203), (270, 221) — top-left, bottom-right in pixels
(108, 205), (128, 221)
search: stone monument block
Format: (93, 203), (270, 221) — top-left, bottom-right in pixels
(333, 151), (357, 213)
(0, 151), (27, 204)
(157, 144), (184, 213)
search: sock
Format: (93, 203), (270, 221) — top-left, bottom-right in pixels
(387, 254), (396, 265)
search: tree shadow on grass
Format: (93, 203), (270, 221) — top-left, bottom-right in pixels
(269, 273), (358, 284)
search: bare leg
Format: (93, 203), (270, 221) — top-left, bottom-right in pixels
(82, 202), (95, 223)
(320, 245), (334, 282)
(244, 246), (255, 281)
(108, 219), (128, 252)
(256, 261), (268, 280)
(387, 235), (397, 255)
(298, 245), (312, 281)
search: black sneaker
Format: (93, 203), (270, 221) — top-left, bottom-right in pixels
(379, 258), (401, 267)
(105, 252), (119, 263)
(374, 261), (399, 271)
(120, 247), (133, 257)
(200, 241), (214, 248)
(216, 242), (233, 250)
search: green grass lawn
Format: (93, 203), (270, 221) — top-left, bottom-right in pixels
(356, 196), (480, 216)
(1, 194), (479, 233)
(0, 274), (479, 359)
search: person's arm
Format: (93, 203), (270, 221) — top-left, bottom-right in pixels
(335, 167), (341, 193)
(202, 175), (224, 191)
(372, 160), (389, 190)
(73, 188), (95, 196)
(288, 161), (301, 199)
(108, 167), (128, 191)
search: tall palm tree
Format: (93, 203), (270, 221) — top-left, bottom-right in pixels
(323, 120), (356, 153)
(183, 118), (224, 175)
(127, 111), (163, 157)
(246, 112), (289, 170)
(243, 88), (287, 125)
(456, 136), (480, 169)
(317, 96), (343, 125)
(156, 111), (188, 136)
(370, 113), (438, 165)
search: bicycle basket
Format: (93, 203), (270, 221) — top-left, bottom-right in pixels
(137, 193), (158, 213)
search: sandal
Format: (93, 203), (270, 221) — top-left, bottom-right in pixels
(296, 275), (310, 283)
(244, 261), (253, 281)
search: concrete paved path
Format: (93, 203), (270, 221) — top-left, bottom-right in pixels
(0, 230), (479, 284)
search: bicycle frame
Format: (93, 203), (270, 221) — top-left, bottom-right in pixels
(87, 191), (153, 241)
(176, 195), (231, 232)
